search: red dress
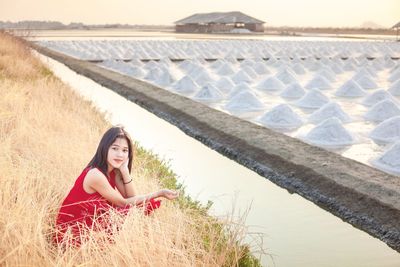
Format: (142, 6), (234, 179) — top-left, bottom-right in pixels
(54, 167), (161, 245)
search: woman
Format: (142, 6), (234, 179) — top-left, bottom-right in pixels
(54, 125), (178, 244)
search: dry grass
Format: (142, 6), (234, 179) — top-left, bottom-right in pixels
(0, 31), (262, 267)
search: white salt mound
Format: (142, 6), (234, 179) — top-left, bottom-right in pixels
(215, 77), (235, 95)
(242, 66), (258, 79)
(258, 104), (303, 130)
(224, 90), (265, 113)
(193, 71), (214, 86)
(316, 68), (336, 82)
(216, 64), (235, 76)
(355, 75), (378, 90)
(389, 80), (400, 96)
(229, 82), (253, 97)
(154, 69), (175, 87)
(304, 117), (355, 147)
(308, 102), (352, 124)
(280, 82), (306, 99)
(231, 70), (253, 84)
(335, 79), (367, 97)
(144, 67), (163, 81)
(209, 59), (225, 69)
(362, 90), (397, 107)
(294, 89), (330, 109)
(330, 63), (344, 74)
(369, 116), (400, 144)
(275, 69), (298, 84)
(144, 60), (159, 70)
(172, 76), (199, 95)
(372, 141), (400, 175)
(305, 75), (332, 90)
(389, 70), (400, 83)
(253, 62), (270, 75)
(194, 83), (224, 103)
(256, 76), (285, 92)
(292, 63), (307, 75)
(125, 65), (146, 78)
(352, 68), (376, 80)
(364, 99), (400, 122)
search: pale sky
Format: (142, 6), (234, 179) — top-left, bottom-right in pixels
(0, 0), (399, 28)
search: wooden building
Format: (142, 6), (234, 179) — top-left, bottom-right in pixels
(174, 11), (265, 33)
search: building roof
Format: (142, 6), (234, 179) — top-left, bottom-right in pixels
(392, 21), (400, 28)
(175, 11), (265, 25)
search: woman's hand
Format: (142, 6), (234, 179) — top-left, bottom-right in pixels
(160, 189), (179, 200)
(120, 157), (130, 176)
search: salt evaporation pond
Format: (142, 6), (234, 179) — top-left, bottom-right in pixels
(37, 50), (400, 267)
(36, 38), (400, 176)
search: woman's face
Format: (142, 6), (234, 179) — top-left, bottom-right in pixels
(107, 137), (129, 170)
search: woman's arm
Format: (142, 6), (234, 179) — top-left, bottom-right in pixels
(114, 174), (127, 198)
(119, 168), (136, 198)
(86, 168), (177, 207)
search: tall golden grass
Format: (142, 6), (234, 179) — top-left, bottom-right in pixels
(0, 31), (262, 266)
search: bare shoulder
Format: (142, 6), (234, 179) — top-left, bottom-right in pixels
(86, 168), (108, 184)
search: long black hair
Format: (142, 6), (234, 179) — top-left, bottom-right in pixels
(87, 125), (134, 177)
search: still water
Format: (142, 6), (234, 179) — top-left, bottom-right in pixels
(35, 36), (400, 267)
(24, 29), (397, 42)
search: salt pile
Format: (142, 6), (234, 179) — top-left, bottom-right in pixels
(315, 68), (336, 82)
(172, 76), (199, 96)
(330, 63), (344, 74)
(335, 79), (367, 97)
(362, 90), (397, 107)
(280, 82), (306, 99)
(364, 99), (400, 122)
(180, 60), (200, 73)
(194, 83), (224, 103)
(291, 63), (307, 75)
(304, 117), (355, 147)
(144, 67), (163, 81)
(215, 77), (235, 95)
(153, 69), (175, 87)
(305, 75), (332, 90)
(352, 68), (376, 81)
(216, 64), (235, 76)
(242, 66), (258, 79)
(258, 104), (303, 130)
(295, 89), (330, 109)
(308, 102), (352, 124)
(256, 76), (285, 92)
(355, 75), (378, 90)
(224, 90), (265, 114)
(193, 71), (214, 86)
(370, 116), (400, 144)
(388, 69), (400, 83)
(372, 141), (400, 175)
(231, 70), (253, 84)
(210, 59), (225, 70)
(253, 62), (270, 75)
(229, 82), (253, 97)
(388, 80), (400, 96)
(144, 60), (159, 70)
(275, 69), (298, 84)
(126, 64), (146, 78)
(240, 58), (255, 67)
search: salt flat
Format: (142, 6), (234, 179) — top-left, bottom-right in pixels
(38, 39), (400, 176)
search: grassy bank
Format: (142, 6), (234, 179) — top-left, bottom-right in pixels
(0, 31), (262, 266)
